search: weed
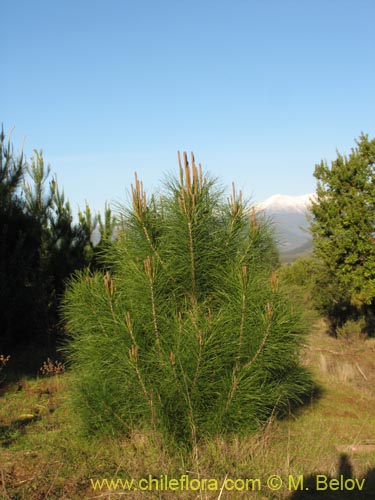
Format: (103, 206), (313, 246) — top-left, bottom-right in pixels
(0, 355), (10, 385)
(39, 358), (65, 377)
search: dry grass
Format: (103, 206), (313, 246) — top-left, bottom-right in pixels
(1, 322), (375, 499)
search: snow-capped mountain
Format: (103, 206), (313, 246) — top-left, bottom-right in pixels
(256, 193), (316, 252)
(257, 193), (315, 213)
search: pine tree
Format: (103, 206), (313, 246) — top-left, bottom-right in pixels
(0, 127), (24, 208)
(310, 133), (375, 334)
(0, 128), (106, 361)
(63, 153), (313, 445)
(78, 201), (117, 269)
(0, 128), (42, 350)
(23, 151), (97, 337)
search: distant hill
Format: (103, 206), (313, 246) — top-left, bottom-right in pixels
(256, 193), (315, 256)
(279, 239), (313, 264)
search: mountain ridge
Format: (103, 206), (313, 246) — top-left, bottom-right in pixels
(256, 193), (316, 213)
(256, 192), (314, 253)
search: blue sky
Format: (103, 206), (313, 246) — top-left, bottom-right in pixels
(3, 0), (375, 214)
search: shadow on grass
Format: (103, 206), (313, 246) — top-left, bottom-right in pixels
(0, 414), (40, 447)
(273, 378), (324, 427)
(289, 454), (375, 500)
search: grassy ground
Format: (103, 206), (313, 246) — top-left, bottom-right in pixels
(1, 321), (375, 499)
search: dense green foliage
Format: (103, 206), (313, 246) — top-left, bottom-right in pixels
(310, 134), (375, 334)
(0, 126), (115, 367)
(278, 256), (319, 304)
(0, 129), (44, 351)
(63, 153), (313, 446)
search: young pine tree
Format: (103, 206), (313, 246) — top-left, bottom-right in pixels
(63, 153), (313, 445)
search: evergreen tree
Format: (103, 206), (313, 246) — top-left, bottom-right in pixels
(78, 201), (117, 269)
(63, 153), (312, 445)
(310, 134), (375, 334)
(78, 202), (98, 265)
(0, 127), (24, 207)
(0, 128), (43, 350)
(1, 126), (112, 365)
(23, 151), (98, 341)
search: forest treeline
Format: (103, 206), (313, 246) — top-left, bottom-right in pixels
(1, 126), (375, 380)
(0, 127), (116, 370)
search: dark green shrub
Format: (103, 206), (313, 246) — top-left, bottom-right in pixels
(63, 153), (313, 445)
(278, 255), (322, 313)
